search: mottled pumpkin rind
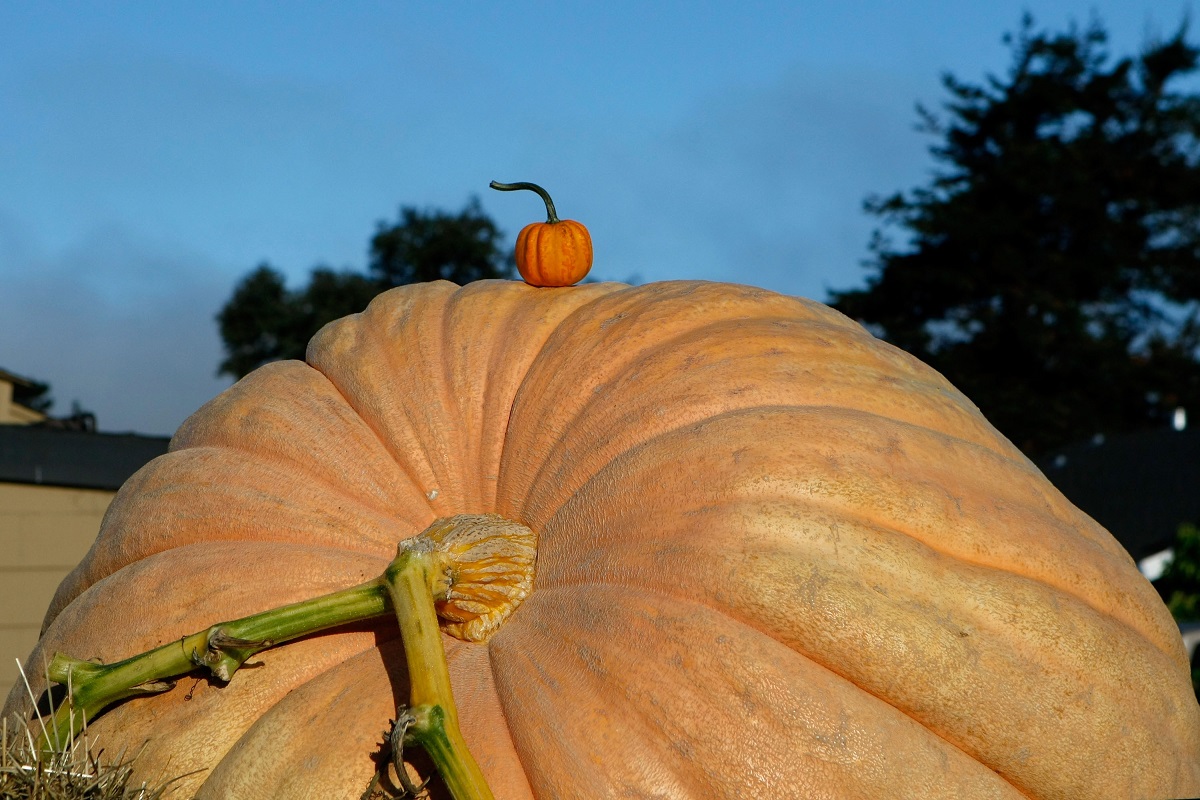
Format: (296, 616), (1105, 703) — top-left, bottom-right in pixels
(6, 279), (1198, 800)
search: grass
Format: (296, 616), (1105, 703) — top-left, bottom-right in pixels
(0, 662), (183, 800)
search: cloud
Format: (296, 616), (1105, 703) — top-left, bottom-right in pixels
(0, 211), (233, 436)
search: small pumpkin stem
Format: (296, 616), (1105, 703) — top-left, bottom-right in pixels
(489, 180), (560, 223)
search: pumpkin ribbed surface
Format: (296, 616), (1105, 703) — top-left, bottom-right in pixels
(6, 280), (1198, 799)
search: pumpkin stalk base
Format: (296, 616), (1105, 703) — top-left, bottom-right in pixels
(382, 527), (502, 800)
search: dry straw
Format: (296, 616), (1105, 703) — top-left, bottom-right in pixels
(1, 660), (185, 800)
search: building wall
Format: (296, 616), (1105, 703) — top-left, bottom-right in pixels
(0, 482), (114, 701)
(0, 379), (44, 425)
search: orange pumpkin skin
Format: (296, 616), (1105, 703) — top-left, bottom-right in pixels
(514, 218), (592, 286)
(6, 280), (1199, 799)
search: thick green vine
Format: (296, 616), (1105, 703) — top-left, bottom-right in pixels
(37, 514), (537, 799)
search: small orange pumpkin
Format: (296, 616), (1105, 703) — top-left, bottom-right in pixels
(490, 180), (593, 286)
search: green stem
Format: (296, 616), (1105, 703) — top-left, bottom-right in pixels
(41, 577), (391, 751)
(37, 513), (526, 799)
(405, 705), (482, 797)
(384, 540), (494, 800)
(489, 180), (560, 223)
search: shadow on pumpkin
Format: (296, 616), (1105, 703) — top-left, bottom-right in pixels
(367, 631), (454, 800)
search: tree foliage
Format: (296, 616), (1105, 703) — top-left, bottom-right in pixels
(369, 197), (512, 285)
(831, 16), (1200, 455)
(217, 199), (515, 379)
(216, 266), (379, 379)
(1159, 522), (1200, 622)
(1156, 522), (1200, 698)
(15, 377), (53, 414)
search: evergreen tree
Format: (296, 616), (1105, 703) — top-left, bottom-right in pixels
(831, 16), (1200, 455)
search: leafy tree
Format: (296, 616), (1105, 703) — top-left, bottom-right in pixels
(1159, 522), (1200, 621)
(217, 199), (515, 379)
(1155, 523), (1200, 698)
(369, 197), (514, 285)
(216, 265), (378, 379)
(15, 377), (53, 413)
(831, 16), (1200, 456)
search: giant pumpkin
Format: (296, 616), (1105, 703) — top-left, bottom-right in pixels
(5, 279), (1199, 799)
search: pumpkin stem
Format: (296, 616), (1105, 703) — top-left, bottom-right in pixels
(35, 515), (532, 797)
(489, 180), (561, 223)
(383, 541), (495, 799)
(39, 578), (393, 751)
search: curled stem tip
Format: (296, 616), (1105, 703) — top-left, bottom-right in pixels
(489, 180), (560, 223)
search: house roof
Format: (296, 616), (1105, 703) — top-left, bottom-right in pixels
(1036, 427), (1200, 562)
(0, 424), (170, 492)
(0, 367), (39, 389)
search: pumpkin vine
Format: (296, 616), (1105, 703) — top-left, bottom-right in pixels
(40, 515), (535, 800)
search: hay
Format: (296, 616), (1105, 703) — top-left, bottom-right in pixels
(1, 663), (184, 800)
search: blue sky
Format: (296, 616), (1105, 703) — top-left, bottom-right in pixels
(0, 1), (1192, 435)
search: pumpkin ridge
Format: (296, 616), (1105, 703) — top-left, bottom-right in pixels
(488, 589), (721, 798)
(536, 401), (1175, 661)
(497, 282), (825, 509)
(513, 581), (1162, 800)
(45, 541), (394, 639)
(193, 636), (431, 797)
(453, 282), (578, 511)
(13, 541), (394, 734)
(371, 304), (460, 511)
(761, 426), (1171, 658)
(494, 585), (1029, 799)
(983, 454), (1141, 566)
(489, 283), (646, 506)
(314, 314), (442, 520)
(504, 320), (815, 516)
(529, 535), (1164, 710)
(438, 289), (476, 508)
(302, 361), (443, 517)
(156, 630), (400, 799)
(37, 446), (417, 629)
(697, 479), (1164, 662)
(193, 439), (418, 524)
(439, 279), (627, 511)
(149, 447), (413, 552)
(170, 361), (437, 528)
(507, 310), (1028, 526)
(354, 282), (474, 512)
(311, 346), (446, 526)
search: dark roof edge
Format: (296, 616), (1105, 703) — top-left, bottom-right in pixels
(0, 425), (171, 492)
